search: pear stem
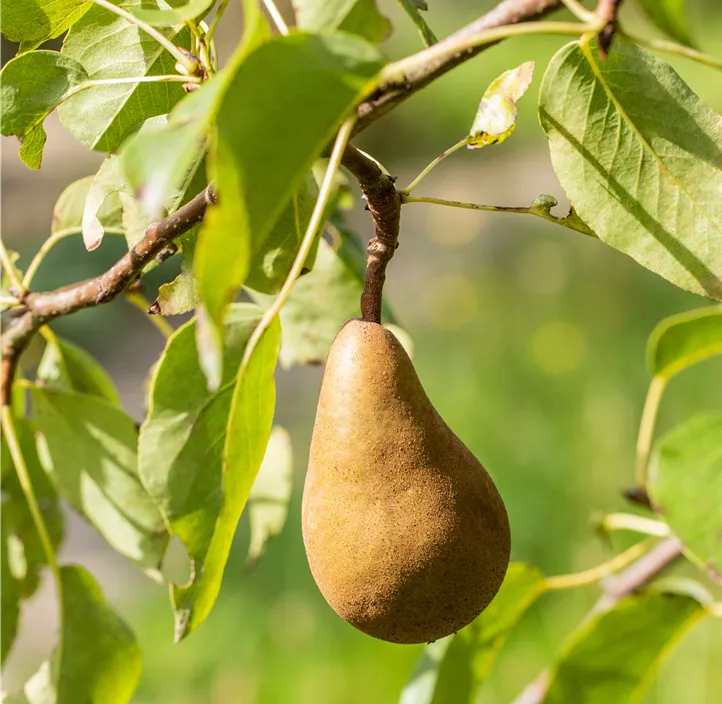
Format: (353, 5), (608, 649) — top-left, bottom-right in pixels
(341, 146), (402, 324)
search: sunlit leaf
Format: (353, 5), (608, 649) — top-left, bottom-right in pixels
(59, 0), (190, 152)
(0, 51), (88, 169)
(154, 232), (199, 315)
(81, 156), (130, 250)
(540, 39), (722, 300)
(51, 176), (124, 238)
(195, 32), (382, 388)
(541, 584), (709, 703)
(649, 412), (722, 583)
(647, 305), (722, 379)
(467, 61), (534, 148)
(1, 507), (20, 665)
(293, 0), (392, 44)
(37, 331), (120, 406)
(246, 426), (293, 568)
(132, 0), (215, 26)
(636, 0), (692, 46)
(1, 417), (65, 601)
(172, 316), (281, 639)
(400, 564), (545, 704)
(32, 388), (168, 572)
(6, 566), (142, 704)
(1, 0), (91, 46)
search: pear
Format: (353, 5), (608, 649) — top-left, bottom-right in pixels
(302, 319), (511, 644)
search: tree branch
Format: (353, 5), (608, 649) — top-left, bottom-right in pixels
(355, 0), (562, 134)
(1, 0), (572, 399)
(514, 537), (684, 704)
(0, 187), (216, 406)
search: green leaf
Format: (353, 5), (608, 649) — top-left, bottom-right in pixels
(1, 249), (22, 299)
(138, 304), (281, 637)
(541, 584), (709, 704)
(250, 228), (366, 368)
(636, 0), (692, 46)
(467, 61), (534, 148)
(400, 564), (545, 704)
(0, 51), (88, 169)
(32, 388), (169, 572)
(1, 507), (20, 664)
(246, 426), (293, 568)
(646, 305), (722, 379)
(153, 231), (199, 315)
(245, 178), (319, 294)
(539, 39), (722, 300)
(0, 0), (91, 47)
(529, 194), (596, 237)
(293, 0), (392, 44)
(1, 417), (65, 601)
(195, 32), (383, 388)
(173, 315), (280, 638)
(131, 0), (215, 26)
(57, 565), (142, 703)
(51, 176), (124, 238)
(37, 331), (121, 406)
(649, 413), (722, 583)
(6, 567), (141, 703)
(396, 0), (436, 46)
(59, 0), (190, 152)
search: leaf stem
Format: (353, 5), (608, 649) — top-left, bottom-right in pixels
(205, 0), (230, 44)
(400, 138), (467, 194)
(262, 0), (289, 34)
(0, 296), (21, 308)
(396, 0), (438, 47)
(601, 513), (671, 537)
(236, 116), (356, 379)
(0, 406), (62, 582)
(382, 20), (598, 85)
(635, 375), (667, 488)
(86, 75), (201, 88)
(623, 32), (722, 72)
(126, 291), (174, 338)
(559, 0), (599, 24)
(1, 240), (25, 295)
(545, 538), (656, 591)
(91, 0), (197, 73)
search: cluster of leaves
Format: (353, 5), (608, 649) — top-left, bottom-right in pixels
(1, 0), (721, 702)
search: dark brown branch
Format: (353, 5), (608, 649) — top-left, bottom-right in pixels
(355, 0), (562, 134)
(595, 0), (624, 57)
(515, 537), (684, 704)
(0, 187), (216, 406)
(341, 146), (401, 324)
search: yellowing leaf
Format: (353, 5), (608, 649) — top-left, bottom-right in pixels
(467, 61), (534, 148)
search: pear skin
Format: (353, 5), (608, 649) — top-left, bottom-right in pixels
(302, 319), (511, 644)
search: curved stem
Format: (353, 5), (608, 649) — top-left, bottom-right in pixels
(401, 138), (467, 195)
(559, 0), (598, 23)
(0, 404), (63, 587)
(91, 0), (196, 73)
(545, 538), (656, 591)
(262, 0), (289, 34)
(126, 292), (174, 338)
(635, 375), (667, 488)
(205, 0), (229, 43)
(86, 75), (200, 88)
(1, 240), (25, 295)
(403, 193), (530, 213)
(236, 117), (355, 379)
(602, 513), (671, 537)
(622, 32), (722, 72)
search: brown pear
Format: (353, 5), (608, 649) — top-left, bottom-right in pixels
(302, 319), (511, 644)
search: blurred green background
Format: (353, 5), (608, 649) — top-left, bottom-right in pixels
(2, 1), (722, 702)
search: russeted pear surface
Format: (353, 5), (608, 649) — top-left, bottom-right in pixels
(302, 319), (511, 644)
